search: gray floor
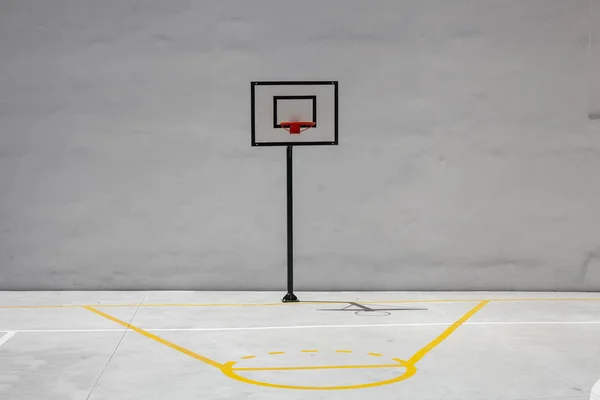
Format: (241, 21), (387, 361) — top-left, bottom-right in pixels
(1, 291), (600, 400)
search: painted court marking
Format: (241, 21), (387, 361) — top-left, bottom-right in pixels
(3, 320), (600, 334)
(233, 362), (405, 372)
(80, 301), (490, 390)
(83, 306), (223, 370)
(591, 378), (600, 400)
(0, 331), (17, 348)
(1, 296), (600, 309)
(2, 297), (598, 390)
(408, 300), (487, 365)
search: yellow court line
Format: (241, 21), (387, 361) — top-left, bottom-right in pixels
(0, 305), (83, 309)
(2, 297), (600, 309)
(105, 302), (285, 308)
(0, 299), (478, 308)
(233, 362), (406, 372)
(407, 300), (489, 365)
(82, 306), (222, 370)
(0, 303), (284, 309)
(478, 297), (600, 303)
(0, 300), (422, 309)
(364, 297), (600, 305)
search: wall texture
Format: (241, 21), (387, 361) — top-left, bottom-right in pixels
(1, 0), (599, 291)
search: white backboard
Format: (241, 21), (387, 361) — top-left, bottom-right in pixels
(251, 81), (338, 146)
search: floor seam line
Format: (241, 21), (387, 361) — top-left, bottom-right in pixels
(84, 291), (148, 400)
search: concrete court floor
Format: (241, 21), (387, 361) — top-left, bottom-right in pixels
(1, 291), (600, 400)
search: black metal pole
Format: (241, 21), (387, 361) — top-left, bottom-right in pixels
(282, 145), (298, 302)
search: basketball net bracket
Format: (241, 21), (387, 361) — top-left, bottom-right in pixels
(280, 121), (315, 135)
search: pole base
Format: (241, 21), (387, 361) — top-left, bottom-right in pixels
(282, 293), (299, 303)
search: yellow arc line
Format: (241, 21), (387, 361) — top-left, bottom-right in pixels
(83, 306), (222, 370)
(222, 359), (416, 391)
(233, 362), (406, 372)
(407, 300), (489, 365)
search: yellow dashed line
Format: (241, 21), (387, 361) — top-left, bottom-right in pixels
(336, 350), (352, 353)
(301, 349), (318, 353)
(241, 355), (255, 359)
(368, 352), (382, 357)
(268, 351), (285, 355)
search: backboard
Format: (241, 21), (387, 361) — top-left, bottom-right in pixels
(251, 81), (338, 146)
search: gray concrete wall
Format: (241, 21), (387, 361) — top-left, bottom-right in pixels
(1, 0), (599, 291)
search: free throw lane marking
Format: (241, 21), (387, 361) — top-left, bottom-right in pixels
(408, 300), (489, 365)
(83, 306), (222, 370)
(83, 299), (488, 390)
(0, 331), (16, 348)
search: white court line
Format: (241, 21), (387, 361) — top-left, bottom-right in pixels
(0, 331), (17, 347)
(2, 320), (600, 333)
(591, 378), (600, 400)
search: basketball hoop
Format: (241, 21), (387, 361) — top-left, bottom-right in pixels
(280, 121), (315, 134)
